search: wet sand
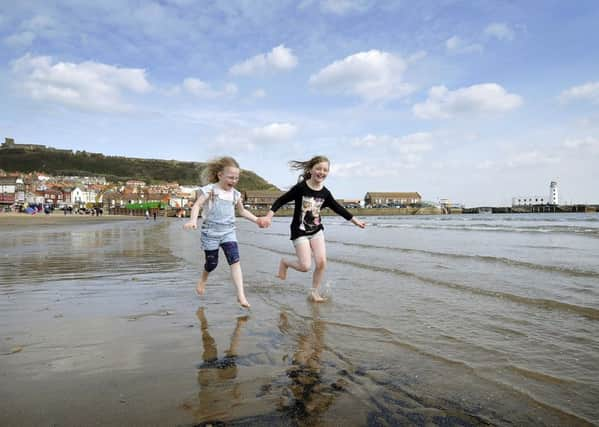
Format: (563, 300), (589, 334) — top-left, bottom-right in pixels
(2, 217), (372, 426)
(1, 216), (597, 426)
(0, 211), (140, 226)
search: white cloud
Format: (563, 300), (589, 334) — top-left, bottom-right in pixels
(11, 54), (151, 113)
(224, 83), (238, 96)
(559, 82), (599, 104)
(346, 132), (433, 171)
(563, 136), (599, 150)
(333, 158), (421, 177)
(166, 78), (236, 98)
(413, 83), (523, 119)
(213, 122), (298, 152)
(182, 78), (212, 96)
(4, 14), (62, 47)
(407, 50), (427, 63)
(229, 44), (298, 76)
(507, 151), (560, 168)
(445, 36), (483, 54)
(319, 0), (374, 15)
(484, 23), (515, 41)
(251, 122), (298, 143)
(476, 160), (496, 169)
(252, 89), (267, 98)
(3, 31), (36, 47)
(179, 78), (237, 98)
(351, 132), (433, 153)
(22, 14), (56, 32)
(309, 50), (413, 102)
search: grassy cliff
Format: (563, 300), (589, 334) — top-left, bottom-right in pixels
(0, 147), (278, 191)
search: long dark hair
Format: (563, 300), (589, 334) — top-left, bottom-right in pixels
(289, 155), (330, 182)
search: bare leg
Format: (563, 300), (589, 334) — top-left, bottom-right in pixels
(309, 236), (327, 302)
(226, 315), (249, 357)
(196, 270), (209, 296)
(277, 241), (312, 280)
(196, 308), (217, 361)
(230, 262), (250, 308)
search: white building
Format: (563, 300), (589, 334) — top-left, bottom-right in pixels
(71, 187), (98, 205)
(512, 196), (546, 207)
(550, 181), (559, 205)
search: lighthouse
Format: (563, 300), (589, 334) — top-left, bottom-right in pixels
(550, 181), (559, 205)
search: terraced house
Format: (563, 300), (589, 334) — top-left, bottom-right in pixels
(364, 192), (422, 208)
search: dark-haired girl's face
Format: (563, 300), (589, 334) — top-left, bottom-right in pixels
(310, 161), (329, 184)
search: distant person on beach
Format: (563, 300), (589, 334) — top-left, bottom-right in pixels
(184, 156), (262, 308)
(257, 155), (366, 302)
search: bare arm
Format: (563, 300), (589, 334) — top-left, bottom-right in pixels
(236, 197), (259, 224)
(183, 191), (208, 230)
(259, 185), (299, 227)
(325, 192), (366, 228)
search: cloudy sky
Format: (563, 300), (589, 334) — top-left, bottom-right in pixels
(1, 0), (598, 206)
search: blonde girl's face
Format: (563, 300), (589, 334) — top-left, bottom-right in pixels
(218, 166), (240, 190)
(310, 161), (329, 183)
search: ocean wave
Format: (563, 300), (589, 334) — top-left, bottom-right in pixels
(325, 256), (599, 320)
(368, 222), (599, 236)
(243, 240), (599, 321)
(326, 239), (599, 279)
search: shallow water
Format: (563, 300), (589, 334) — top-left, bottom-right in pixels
(1, 213), (598, 426)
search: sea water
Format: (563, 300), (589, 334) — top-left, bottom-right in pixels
(1, 213), (597, 426)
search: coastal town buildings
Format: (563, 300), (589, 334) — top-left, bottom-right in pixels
(244, 190), (287, 210)
(0, 176), (23, 206)
(364, 192), (422, 208)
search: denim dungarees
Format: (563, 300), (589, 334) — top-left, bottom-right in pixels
(200, 184), (239, 251)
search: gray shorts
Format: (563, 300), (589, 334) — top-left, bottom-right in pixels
(201, 227), (237, 251)
(292, 230), (324, 247)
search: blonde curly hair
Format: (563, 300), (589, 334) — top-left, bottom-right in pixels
(201, 156), (240, 185)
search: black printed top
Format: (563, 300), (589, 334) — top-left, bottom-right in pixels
(270, 180), (353, 240)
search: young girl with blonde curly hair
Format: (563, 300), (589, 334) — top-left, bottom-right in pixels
(184, 156), (261, 308)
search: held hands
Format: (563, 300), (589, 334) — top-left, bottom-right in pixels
(256, 216), (272, 229)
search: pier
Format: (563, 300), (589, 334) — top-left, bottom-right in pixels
(463, 204), (598, 214)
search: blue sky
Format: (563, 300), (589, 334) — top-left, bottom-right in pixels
(1, 0), (598, 206)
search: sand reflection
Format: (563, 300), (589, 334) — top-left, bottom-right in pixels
(193, 308), (249, 421)
(279, 304), (344, 422)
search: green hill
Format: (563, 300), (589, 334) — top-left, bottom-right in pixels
(0, 144), (278, 191)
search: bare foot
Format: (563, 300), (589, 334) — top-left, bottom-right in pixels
(276, 259), (288, 280)
(196, 278), (207, 296)
(237, 293), (251, 309)
(309, 289), (327, 303)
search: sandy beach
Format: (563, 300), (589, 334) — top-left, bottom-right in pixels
(1, 213), (598, 426)
(0, 211), (142, 226)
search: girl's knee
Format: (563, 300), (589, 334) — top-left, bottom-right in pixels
(315, 258), (327, 270)
(298, 260), (311, 272)
(204, 249), (219, 272)
(221, 241), (240, 265)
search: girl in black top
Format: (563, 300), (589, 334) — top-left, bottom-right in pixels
(258, 155), (365, 301)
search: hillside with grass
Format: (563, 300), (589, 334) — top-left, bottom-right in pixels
(0, 145), (278, 191)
